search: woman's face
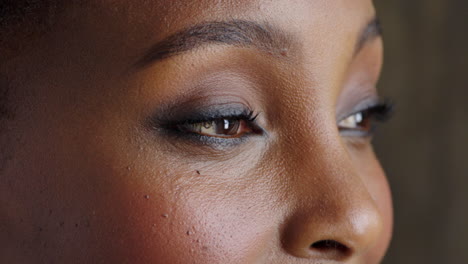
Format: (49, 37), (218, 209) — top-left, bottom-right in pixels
(2, 0), (392, 263)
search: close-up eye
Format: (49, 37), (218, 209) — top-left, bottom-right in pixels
(178, 117), (253, 138)
(154, 107), (264, 146)
(338, 100), (394, 137)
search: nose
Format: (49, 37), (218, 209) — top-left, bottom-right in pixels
(280, 146), (384, 261)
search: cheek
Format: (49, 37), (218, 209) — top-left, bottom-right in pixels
(94, 166), (275, 264)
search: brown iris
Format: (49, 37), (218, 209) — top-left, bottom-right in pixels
(178, 119), (250, 138)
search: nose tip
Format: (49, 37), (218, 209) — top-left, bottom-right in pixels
(344, 206), (384, 253)
(282, 200), (384, 261)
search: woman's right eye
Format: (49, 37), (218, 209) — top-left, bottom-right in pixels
(177, 118), (253, 138)
(338, 100), (394, 137)
(153, 106), (263, 145)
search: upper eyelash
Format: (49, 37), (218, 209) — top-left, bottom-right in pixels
(181, 110), (258, 125)
(337, 99), (394, 139)
(341, 99), (394, 123)
(154, 109), (261, 137)
(152, 109), (261, 149)
(364, 99), (394, 122)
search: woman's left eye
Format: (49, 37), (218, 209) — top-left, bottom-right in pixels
(178, 118), (252, 138)
(338, 111), (371, 131)
(338, 101), (393, 136)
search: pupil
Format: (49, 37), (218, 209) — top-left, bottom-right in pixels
(215, 119), (238, 135)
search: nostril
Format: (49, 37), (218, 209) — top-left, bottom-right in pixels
(311, 240), (350, 257)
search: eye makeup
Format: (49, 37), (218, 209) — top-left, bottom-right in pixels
(338, 98), (394, 138)
(149, 103), (264, 148)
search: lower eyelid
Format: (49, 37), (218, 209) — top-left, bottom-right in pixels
(340, 129), (373, 137)
(343, 135), (373, 150)
(171, 131), (253, 150)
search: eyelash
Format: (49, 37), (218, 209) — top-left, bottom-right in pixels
(179, 111), (259, 135)
(155, 100), (393, 147)
(338, 100), (394, 137)
(158, 109), (263, 146)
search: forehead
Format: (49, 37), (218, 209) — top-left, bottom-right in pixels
(60, 0), (375, 67)
(77, 0), (375, 35)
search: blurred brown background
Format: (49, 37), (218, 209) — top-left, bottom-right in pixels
(373, 1), (468, 263)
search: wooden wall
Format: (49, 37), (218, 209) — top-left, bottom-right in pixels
(373, 0), (468, 263)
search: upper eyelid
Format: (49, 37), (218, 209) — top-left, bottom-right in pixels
(337, 102), (393, 128)
(160, 112), (257, 130)
(153, 101), (253, 120)
(337, 97), (382, 122)
(337, 106), (370, 123)
(182, 112), (257, 124)
(150, 106), (263, 135)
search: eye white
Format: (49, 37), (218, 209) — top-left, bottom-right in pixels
(339, 112), (364, 129)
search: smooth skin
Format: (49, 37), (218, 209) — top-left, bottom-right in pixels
(0, 0), (393, 263)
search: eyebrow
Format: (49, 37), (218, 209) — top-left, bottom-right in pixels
(136, 18), (382, 68)
(135, 20), (290, 68)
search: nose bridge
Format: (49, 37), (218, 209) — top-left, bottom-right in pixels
(295, 140), (376, 218)
(280, 129), (384, 260)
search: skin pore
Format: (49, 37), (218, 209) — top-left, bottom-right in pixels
(0, 0), (393, 263)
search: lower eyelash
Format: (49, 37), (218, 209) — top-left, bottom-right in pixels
(159, 127), (252, 151)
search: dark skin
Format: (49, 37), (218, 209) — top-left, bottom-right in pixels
(0, 0), (393, 263)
